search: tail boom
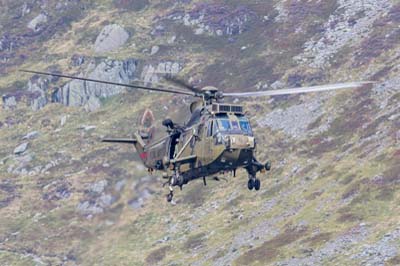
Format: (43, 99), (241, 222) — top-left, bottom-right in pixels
(102, 133), (147, 165)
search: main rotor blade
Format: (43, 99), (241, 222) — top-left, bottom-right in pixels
(224, 82), (374, 97)
(19, 69), (196, 96)
(164, 76), (202, 94)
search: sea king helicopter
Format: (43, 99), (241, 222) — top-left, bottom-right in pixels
(20, 69), (372, 202)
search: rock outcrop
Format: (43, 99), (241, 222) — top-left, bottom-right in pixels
(141, 61), (182, 84)
(77, 179), (116, 217)
(257, 97), (326, 139)
(58, 59), (138, 110)
(295, 0), (393, 68)
(2, 57), (183, 111)
(2, 95), (17, 110)
(0, 34), (15, 52)
(165, 4), (256, 36)
(27, 77), (49, 111)
(94, 24), (130, 53)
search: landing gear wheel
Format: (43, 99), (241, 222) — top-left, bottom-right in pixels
(265, 161), (271, 171)
(254, 178), (261, 191)
(166, 192), (173, 202)
(248, 179), (254, 190)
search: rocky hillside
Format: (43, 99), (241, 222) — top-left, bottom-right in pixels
(1, 0), (399, 265)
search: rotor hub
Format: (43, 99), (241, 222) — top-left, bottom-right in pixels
(201, 86), (219, 93)
(201, 86), (224, 101)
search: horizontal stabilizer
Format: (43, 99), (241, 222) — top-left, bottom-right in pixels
(102, 138), (137, 144)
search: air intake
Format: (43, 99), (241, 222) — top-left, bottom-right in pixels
(212, 104), (243, 114)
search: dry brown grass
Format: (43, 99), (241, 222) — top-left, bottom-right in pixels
(234, 227), (308, 265)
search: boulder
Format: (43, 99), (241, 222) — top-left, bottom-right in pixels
(22, 131), (39, 140)
(2, 95), (17, 110)
(70, 54), (85, 66)
(60, 115), (68, 126)
(94, 24), (129, 53)
(42, 181), (71, 201)
(98, 194), (115, 208)
(14, 142), (29, 155)
(88, 180), (108, 194)
(115, 179), (126, 192)
(77, 201), (103, 215)
(27, 13), (48, 31)
(0, 34), (15, 52)
(78, 125), (97, 131)
(150, 45), (159, 55)
(167, 35), (176, 44)
(21, 3), (31, 17)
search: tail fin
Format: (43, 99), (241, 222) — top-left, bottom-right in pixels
(138, 108), (155, 144)
(133, 132), (146, 155)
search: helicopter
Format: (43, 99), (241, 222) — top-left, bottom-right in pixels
(20, 69), (372, 202)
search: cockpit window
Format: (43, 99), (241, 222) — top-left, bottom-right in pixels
(217, 119), (231, 132)
(231, 120), (240, 130)
(207, 120), (213, 137)
(214, 114), (252, 135)
(213, 119), (218, 135)
(238, 116), (252, 135)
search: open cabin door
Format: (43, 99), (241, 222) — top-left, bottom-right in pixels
(201, 119), (215, 165)
(168, 133), (180, 160)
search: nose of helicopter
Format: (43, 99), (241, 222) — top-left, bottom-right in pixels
(226, 135), (255, 149)
(218, 134), (255, 169)
(220, 147), (254, 169)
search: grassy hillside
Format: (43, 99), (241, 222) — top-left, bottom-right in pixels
(1, 0), (399, 265)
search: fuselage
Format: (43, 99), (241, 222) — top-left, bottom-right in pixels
(141, 102), (256, 181)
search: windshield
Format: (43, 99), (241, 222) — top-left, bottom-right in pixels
(214, 114), (231, 132)
(238, 116), (252, 135)
(214, 114), (253, 135)
(217, 118), (231, 132)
